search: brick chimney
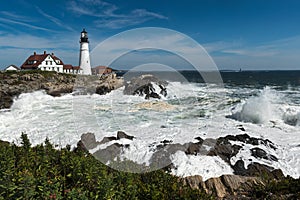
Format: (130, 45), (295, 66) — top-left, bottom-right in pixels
(44, 51), (46, 55)
(34, 52), (36, 55)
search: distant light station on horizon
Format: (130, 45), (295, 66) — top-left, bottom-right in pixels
(79, 28), (92, 75)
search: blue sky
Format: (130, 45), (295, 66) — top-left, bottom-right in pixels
(1, 0), (300, 70)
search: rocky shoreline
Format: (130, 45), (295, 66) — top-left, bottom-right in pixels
(78, 131), (298, 199)
(0, 71), (124, 109)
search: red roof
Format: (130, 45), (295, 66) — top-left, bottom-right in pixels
(20, 51), (82, 71)
(72, 66), (81, 70)
(63, 64), (73, 69)
(20, 52), (65, 69)
(21, 54), (48, 69)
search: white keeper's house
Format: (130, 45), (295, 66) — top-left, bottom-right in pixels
(20, 51), (82, 74)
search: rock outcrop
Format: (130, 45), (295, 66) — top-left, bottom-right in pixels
(124, 74), (168, 99)
(0, 71), (124, 109)
(183, 174), (264, 198)
(78, 132), (289, 198)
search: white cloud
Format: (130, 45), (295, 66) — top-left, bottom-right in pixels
(68, 0), (167, 29)
(0, 17), (53, 32)
(0, 11), (36, 23)
(210, 36), (300, 70)
(35, 7), (75, 32)
(0, 33), (80, 69)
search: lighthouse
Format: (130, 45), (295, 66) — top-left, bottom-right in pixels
(79, 28), (92, 75)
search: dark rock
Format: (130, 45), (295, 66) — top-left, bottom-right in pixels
(235, 134), (251, 143)
(208, 140), (242, 164)
(76, 140), (88, 152)
(194, 136), (204, 143)
(123, 74), (168, 100)
(232, 160), (247, 176)
(161, 140), (172, 144)
(250, 147), (278, 161)
(93, 143), (121, 164)
(99, 136), (117, 144)
(96, 85), (112, 95)
(238, 127), (246, 131)
(117, 131), (134, 140)
(244, 162), (284, 180)
(159, 84), (167, 97)
(150, 143), (186, 168)
(185, 142), (202, 155)
(80, 132), (99, 150)
(237, 125), (246, 131)
(146, 92), (161, 99)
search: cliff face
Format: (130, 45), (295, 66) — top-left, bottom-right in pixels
(0, 71), (124, 109)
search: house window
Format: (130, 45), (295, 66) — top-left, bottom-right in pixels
(46, 61), (48, 65)
(44, 67), (46, 71)
(50, 61), (53, 65)
(57, 67), (59, 72)
(56, 60), (60, 64)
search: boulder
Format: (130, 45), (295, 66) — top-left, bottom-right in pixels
(232, 160), (247, 176)
(250, 147), (278, 161)
(245, 162), (284, 180)
(80, 132), (102, 150)
(183, 174), (264, 198)
(124, 74), (168, 99)
(117, 131), (134, 140)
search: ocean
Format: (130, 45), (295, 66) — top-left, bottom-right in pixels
(0, 70), (299, 180)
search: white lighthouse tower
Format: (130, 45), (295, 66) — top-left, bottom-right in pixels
(79, 28), (92, 75)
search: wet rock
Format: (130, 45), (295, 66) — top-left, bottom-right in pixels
(80, 132), (100, 150)
(250, 147), (278, 161)
(117, 131), (134, 140)
(208, 138), (242, 164)
(245, 162), (284, 180)
(99, 136), (117, 144)
(194, 136), (204, 143)
(185, 142), (202, 155)
(123, 74), (168, 99)
(161, 140), (172, 144)
(146, 91), (161, 99)
(232, 160), (247, 176)
(237, 125), (246, 131)
(95, 85), (112, 95)
(93, 143), (122, 164)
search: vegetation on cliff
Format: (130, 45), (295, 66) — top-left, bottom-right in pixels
(0, 134), (210, 199)
(0, 133), (299, 199)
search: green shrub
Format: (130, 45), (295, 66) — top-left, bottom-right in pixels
(0, 134), (212, 199)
